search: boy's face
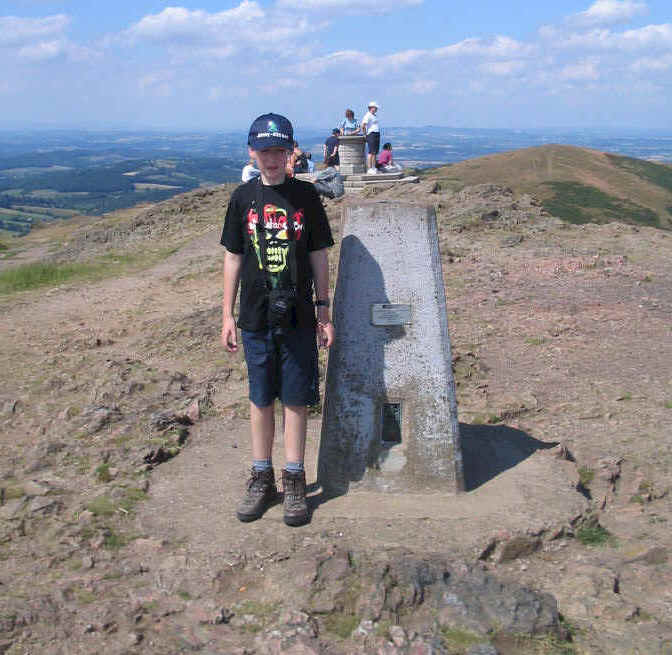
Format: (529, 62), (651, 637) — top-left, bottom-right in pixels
(249, 146), (288, 184)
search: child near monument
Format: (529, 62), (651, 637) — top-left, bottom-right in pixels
(220, 113), (334, 527)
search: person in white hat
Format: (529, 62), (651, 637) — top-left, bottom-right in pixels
(361, 101), (381, 174)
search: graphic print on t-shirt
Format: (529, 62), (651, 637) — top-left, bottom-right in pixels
(247, 202), (304, 285)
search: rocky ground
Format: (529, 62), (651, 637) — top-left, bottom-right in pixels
(0, 178), (671, 654)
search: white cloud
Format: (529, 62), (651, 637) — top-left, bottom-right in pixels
(480, 60), (526, 76)
(295, 36), (533, 79)
(276, 0), (421, 13)
(409, 79), (438, 94)
(435, 36), (534, 58)
(573, 0), (647, 27)
(0, 13), (96, 63)
(559, 58), (601, 80)
(18, 39), (66, 61)
(541, 23), (672, 52)
(0, 14), (69, 46)
(259, 77), (305, 93)
(126, 3), (264, 43)
(621, 23), (672, 48)
(124, 2), (318, 59)
(630, 53), (672, 72)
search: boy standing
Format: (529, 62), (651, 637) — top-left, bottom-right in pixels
(220, 113), (334, 527)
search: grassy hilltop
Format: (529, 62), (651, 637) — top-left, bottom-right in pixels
(421, 144), (672, 229)
(0, 145), (672, 653)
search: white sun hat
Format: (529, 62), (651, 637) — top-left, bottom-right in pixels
(367, 100), (379, 109)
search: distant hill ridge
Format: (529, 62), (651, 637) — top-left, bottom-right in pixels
(423, 144), (672, 230)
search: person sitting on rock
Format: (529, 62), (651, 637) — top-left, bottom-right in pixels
(376, 142), (400, 172)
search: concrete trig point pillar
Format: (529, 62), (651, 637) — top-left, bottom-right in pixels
(338, 135), (366, 175)
(318, 201), (464, 496)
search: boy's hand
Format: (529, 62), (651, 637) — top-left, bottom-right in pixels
(221, 316), (238, 352)
(317, 320), (334, 349)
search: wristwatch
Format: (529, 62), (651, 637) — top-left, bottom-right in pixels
(315, 299), (330, 308)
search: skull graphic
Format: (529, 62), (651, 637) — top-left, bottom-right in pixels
(247, 204), (304, 279)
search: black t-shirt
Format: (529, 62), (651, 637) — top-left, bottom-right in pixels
(221, 177), (334, 331)
(325, 135), (338, 155)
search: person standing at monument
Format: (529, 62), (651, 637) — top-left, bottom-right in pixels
(361, 101), (381, 174)
(220, 113), (335, 527)
(323, 128), (340, 167)
(339, 108), (360, 136)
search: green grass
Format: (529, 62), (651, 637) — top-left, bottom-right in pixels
(118, 488), (147, 513)
(0, 259), (114, 293)
(542, 181), (660, 227)
(577, 466), (594, 488)
(74, 588), (97, 604)
(607, 154), (672, 194)
(95, 463), (112, 483)
(525, 336), (546, 346)
(324, 613), (359, 639)
(576, 522), (615, 547)
(664, 400), (672, 409)
(86, 495), (116, 517)
(103, 530), (129, 550)
(0, 248), (177, 294)
(494, 632), (577, 654)
(439, 627), (482, 650)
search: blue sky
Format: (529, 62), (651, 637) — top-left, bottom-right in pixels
(1, 0), (671, 130)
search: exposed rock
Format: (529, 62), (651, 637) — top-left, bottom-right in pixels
(185, 398), (201, 423)
(389, 624), (408, 647)
(0, 497), (28, 520)
(22, 441), (67, 474)
(2, 400), (22, 415)
(285, 548), (562, 642)
(481, 209), (500, 222)
(80, 405), (123, 434)
(500, 234), (523, 247)
(150, 410), (189, 430)
(592, 456), (622, 509)
(21, 480), (51, 497)
(28, 497), (63, 515)
(496, 535), (542, 563)
(625, 546), (668, 566)
(467, 645), (499, 655)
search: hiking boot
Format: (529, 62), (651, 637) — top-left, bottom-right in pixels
(282, 469), (309, 527)
(236, 468), (277, 522)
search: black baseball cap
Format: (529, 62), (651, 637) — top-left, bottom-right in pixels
(248, 113), (293, 151)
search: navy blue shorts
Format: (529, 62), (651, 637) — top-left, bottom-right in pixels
(241, 327), (319, 408)
(366, 132), (380, 155)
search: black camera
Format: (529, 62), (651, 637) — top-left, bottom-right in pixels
(268, 286), (296, 335)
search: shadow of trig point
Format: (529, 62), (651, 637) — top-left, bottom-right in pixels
(318, 201), (464, 496)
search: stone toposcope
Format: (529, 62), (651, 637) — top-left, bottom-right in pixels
(337, 134), (366, 175)
(318, 201), (464, 496)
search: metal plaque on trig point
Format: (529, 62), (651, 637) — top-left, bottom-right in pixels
(371, 303), (412, 326)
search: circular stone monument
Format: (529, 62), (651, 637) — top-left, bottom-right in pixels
(338, 135), (366, 175)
